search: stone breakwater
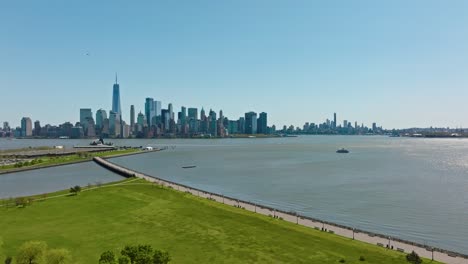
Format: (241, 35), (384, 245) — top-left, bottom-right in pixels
(93, 157), (468, 264)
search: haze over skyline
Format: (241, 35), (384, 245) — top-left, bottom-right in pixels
(2, 1), (468, 128)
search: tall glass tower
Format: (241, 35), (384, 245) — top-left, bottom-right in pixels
(112, 73), (122, 117)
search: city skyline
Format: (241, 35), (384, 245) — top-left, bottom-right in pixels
(2, 1), (468, 128)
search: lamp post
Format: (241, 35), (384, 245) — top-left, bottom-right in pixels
(352, 228), (355, 240)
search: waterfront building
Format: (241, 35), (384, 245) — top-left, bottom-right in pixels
(102, 119), (110, 138)
(161, 109), (170, 131)
(372, 122), (377, 132)
(228, 120), (238, 134)
(112, 74), (122, 117)
(122, 122), (130, 138)
(109, 111), (121, 137)
(86, 118), (96, 137)
(34, 120), (41, 136)
(145, 98), (154, 127)
(95, 109), (107, 132)
(154, 100), (161, 119)
(180, 106), (187, 125)
(168, 103), (174, 121)
(238, 117), (245, 134)
(130, 105), (135, 133)
(343, 120), (348, 128)
(257, 112), (268, 134)
(188, 108), (198, 120)
(2, 122), (10, 132)
(245, 112), (258, 134)
(137, 111), (145, 126)
(333, 113), (337, 129)
(71, 125), (84, 139)
(80, 108), (92, 131)
(20, 117), (32, 137)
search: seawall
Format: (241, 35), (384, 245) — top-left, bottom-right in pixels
(93, 156), (468, 264)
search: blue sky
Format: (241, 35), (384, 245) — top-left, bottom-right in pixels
(1, 0), (468, 129)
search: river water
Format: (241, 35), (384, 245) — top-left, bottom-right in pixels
(1, 136), (468, 254)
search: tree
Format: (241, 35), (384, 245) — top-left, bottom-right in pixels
(406, 251), (422, 264)
(69, 185), (81, 195)
(121, 245), (153, 264)
(118, 256), (131, 264)
(99, 251), (116, 264)
(16, 241), (47, 264)
(45, 248), (72, 264)
(4, 256), (12, 264)
(152, 250), (171, 264)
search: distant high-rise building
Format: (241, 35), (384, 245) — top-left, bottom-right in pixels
(130, 105), (135, 132)
(372, 122), (377, 132)
(86, 118), (96, 137)
(168, 103), (174, 121)
(333, 113), (337, 129)
(180, 106), (187, 124)
(21, 117), (32, 137)
(161, 109), (170, 130)
(200, 108), (206, 120)
(188, 108), (198, 120)
(257, 112), (268, 134)
(3, 122), (10, 132)
(343, 120), (348, 128)
(245, 112), (258, 134)
(137, 111), (145, 126)
(34, 120), (41, 136)
(154, 101), (161, 118)
(145, 98), (155, 127)
(112, 74), (122, 117)
(109, 111), (121, 137)
(238, 117), (245, 134)
(80, 109), (92, 123)
(95, 109), (107, 131)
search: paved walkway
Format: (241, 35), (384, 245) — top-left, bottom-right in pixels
(93, 157), (468, 264)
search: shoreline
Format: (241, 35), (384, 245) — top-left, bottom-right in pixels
(93, 156), (468, 264)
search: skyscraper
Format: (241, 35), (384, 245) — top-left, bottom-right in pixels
(245, 112), (258, 134)
(188, 108), (198, 120)
(130, 105), (135, 132)
(168, 103), (174, 121)
(96, 109), (107, 131)
(145, 98), (155, 127)
(112, 74), (122, 117)
(109, 111), (121, 137)
(257, 112), (268, 134)
(180, 106), (187, 125)
(21, 117), (32, 137)
(80, 108), (93, 132)
(333, 113), (337, 129)
(34, 120), (41, 136)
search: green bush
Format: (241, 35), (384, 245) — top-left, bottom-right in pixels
(359, 256), (365, 261)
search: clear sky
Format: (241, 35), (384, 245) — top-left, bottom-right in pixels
(2, 0), (468, 129)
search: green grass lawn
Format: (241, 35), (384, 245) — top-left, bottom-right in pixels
(0, 181), (435, 264)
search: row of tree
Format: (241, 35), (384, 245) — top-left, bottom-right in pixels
(99, 244), (170, 264)
(4, 241), (71, 264)
(4, 242), (171, 264)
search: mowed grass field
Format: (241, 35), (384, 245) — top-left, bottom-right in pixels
(0, 180), (433, 264)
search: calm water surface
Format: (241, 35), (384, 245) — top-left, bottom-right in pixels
(1, 136), (468, 254)
(0, 162), (123, 198)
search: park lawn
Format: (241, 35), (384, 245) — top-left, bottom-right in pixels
(0, 182), (435, 264)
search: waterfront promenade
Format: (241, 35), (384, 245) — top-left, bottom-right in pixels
(93, 156), (468, 264)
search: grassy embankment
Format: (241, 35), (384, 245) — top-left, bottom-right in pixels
(0, 148), (140, 173)
(0, 180), (438, 264)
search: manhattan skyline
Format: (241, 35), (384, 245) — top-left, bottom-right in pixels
(2, 1), (468, 128)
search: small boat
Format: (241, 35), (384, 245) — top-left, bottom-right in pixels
(182, 165), (196, 169)
(336, 148), (349, 153)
